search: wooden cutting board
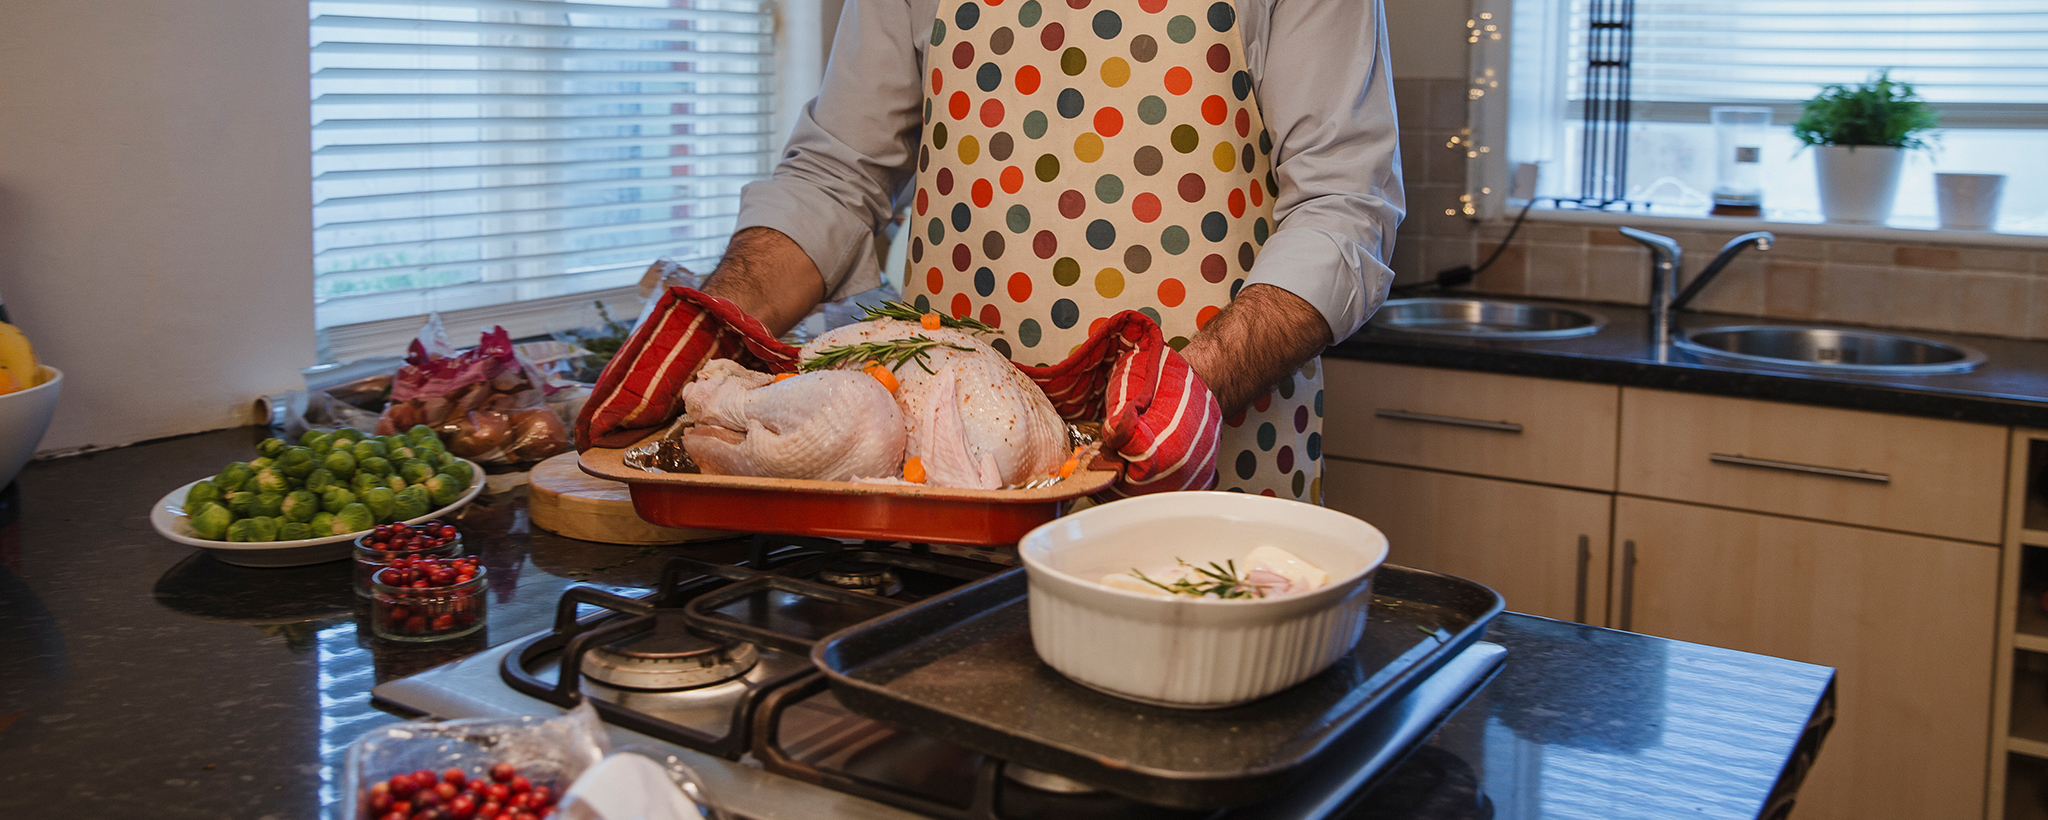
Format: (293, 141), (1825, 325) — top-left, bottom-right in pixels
(528, 453), (730, 544)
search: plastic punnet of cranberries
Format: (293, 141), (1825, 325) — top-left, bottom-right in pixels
(369, 556), (486, 642)
(360, 761), (558, 820)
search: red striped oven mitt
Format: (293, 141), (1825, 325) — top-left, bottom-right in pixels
(576, 290), (1223, 498)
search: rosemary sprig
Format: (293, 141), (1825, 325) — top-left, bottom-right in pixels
(800, 335), (977, 374)
(1132, 559), (1271, 599)
(856, 300), (1000, 334)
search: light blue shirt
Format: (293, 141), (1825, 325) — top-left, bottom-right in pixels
(736, 0), (1405, 341)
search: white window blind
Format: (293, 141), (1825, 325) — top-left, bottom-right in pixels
(1570, 0), (2048, 124)
(310, 0), (776, 331)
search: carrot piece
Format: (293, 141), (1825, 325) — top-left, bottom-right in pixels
(1058, 458), (1079, 478)
(903, 457), (926, 483)
(921, 312), (943, 330)
(772, 372), (797, 382)
(865, 364), (900, 394)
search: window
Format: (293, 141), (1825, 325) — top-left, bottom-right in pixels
(309, 0), (776, 358)
(1500, 0), (2048, 233)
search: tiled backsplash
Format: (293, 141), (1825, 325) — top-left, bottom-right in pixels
(1389, 78), (2048, 340)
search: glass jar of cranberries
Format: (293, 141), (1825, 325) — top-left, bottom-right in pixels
(369, 556), (486, 642)
(353, 521), (463, 598)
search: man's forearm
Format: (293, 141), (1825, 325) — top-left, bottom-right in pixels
(700, 227), (828, 337)
(1180, 284), (1334, 417)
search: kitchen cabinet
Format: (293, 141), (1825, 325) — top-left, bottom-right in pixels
(1618, 387), (2008, 544)
(1613, 495), (1998, 820)
(1323, 360), (1619, 491)
(1325, 460), (1610, 623)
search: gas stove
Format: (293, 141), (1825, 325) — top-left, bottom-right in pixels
(373, 536), (1504, 820)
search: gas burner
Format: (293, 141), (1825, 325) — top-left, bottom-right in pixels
(817, 559), (904, 597)
(581, 618), (760, 691)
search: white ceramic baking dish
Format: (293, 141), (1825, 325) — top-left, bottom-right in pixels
(1018, 491), (1389, 708)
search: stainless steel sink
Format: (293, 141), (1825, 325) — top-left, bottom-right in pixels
(1675, 325), (1986, 374)
(1373, 298), (1606, 340)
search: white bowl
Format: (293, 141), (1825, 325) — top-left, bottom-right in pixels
(0, 366), (62, 488)
(1019, 491), (1389, 709)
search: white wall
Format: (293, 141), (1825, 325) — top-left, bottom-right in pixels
(0, 0), (315, 453)
(1385, 0), (1473, 79)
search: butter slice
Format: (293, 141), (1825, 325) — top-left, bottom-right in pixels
(1100, 573), (1173, 595)
(1244, 546), (1329, 591)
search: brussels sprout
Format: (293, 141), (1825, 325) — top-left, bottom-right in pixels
(323, 450), (358, 480)
(407, 424), (438, 445)
(388, 445), (419, 462)
(394, 485), (431, 521)
(423, 474), (464, 507)
(304, 468), (335, 494)
(321, 486), (359, 514)
(332, 427), (364, 443)
(184, 481), (223, 514)
(253, 492), (287, 518)
(309, 511), (336, 534)
(249, 456), (275, 471)
(278, 522), (313, 541)
(299, 429), (326, 446)
(309, 436), (335, 457)
(396, 458), (435, 485)
(358, 456), (393, 478)
(417, 435), (447, 455)
(281, 490), (320, 523)
(438, 459), (475, 488)
(276, 448), (316, 480)
(190, 504), (234, 540)
(363, 486), (398, 521)
(256, 437), (288, 458)
(226, 491), (258, 518)
(246, 516), (280, 542)
(226, 519), (258, 542)
(351, 439), (387, 462)
(252, 467), (290, 495)
(216, 462), (255, 493)
(332, 503), (375, 535)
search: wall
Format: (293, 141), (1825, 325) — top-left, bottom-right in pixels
(0, 1), (315, 454)
(1378, 0), (2048, 340)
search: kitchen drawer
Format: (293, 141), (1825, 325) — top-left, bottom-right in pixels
(1323, 360), (1620, 491)
(1617, 387), (2007, 543)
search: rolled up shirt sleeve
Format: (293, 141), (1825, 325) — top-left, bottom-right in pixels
(1241, 0), (1405, 342)
(733, 0), (931, 301)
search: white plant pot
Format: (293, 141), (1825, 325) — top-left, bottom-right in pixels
(1815, 144), (1904, 224)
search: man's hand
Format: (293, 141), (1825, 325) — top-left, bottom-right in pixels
(700, 227), (827, 337)
(1179, 284), (1334, 417)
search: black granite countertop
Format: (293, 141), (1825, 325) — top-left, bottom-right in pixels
(0, 427), (1834, 819)
(1332, 297), (2048, 427)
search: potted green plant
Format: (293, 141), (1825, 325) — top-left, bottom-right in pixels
(1792, 70), (1938, 224)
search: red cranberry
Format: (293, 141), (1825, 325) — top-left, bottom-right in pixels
(489, 760), (515, 782)
(509, 775), (530, 794)
(528, 786), (553, 807)
(435, 781), (458, 800)
(432, 614), (456, 632)
(486, 782), (510, 802)
(379, 812), (406, 820)
(389, 775), (418, 798)
(391, 801), (413, 817)
(406, 615), (427, 633)
(443, 768), (467, 787)
(446, 795), (476, 820)
(476, 801), (501, 818)
(506, 793), (531, 811)
(413, 786), (441, 807)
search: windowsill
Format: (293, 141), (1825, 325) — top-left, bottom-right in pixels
(1518, 203), (2048, 251)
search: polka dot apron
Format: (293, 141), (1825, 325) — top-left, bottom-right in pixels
(906, 0), (1322, 502)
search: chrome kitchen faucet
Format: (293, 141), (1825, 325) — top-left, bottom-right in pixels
(1619, 227), (1774, 346)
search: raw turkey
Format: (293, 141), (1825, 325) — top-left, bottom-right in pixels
(798, 321), (1067, 489)
(678, 360), (907, 481)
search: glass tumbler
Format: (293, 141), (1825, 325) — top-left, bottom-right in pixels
(352, 533), (462, 598)
(1711, 106), (1772, 209)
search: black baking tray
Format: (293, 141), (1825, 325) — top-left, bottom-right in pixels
(810, 564), (1505, 810)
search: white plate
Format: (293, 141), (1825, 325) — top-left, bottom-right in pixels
(150, 459), (489, 568)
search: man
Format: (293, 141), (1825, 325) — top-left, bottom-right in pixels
(701, 0), (1403, 502)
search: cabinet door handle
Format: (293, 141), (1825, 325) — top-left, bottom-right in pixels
(1574, 535), (1590, 624)
(1373, 408), (1524, 434)
(1619, 540), (1637, 632)
(1708, 453), (1890, 484)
